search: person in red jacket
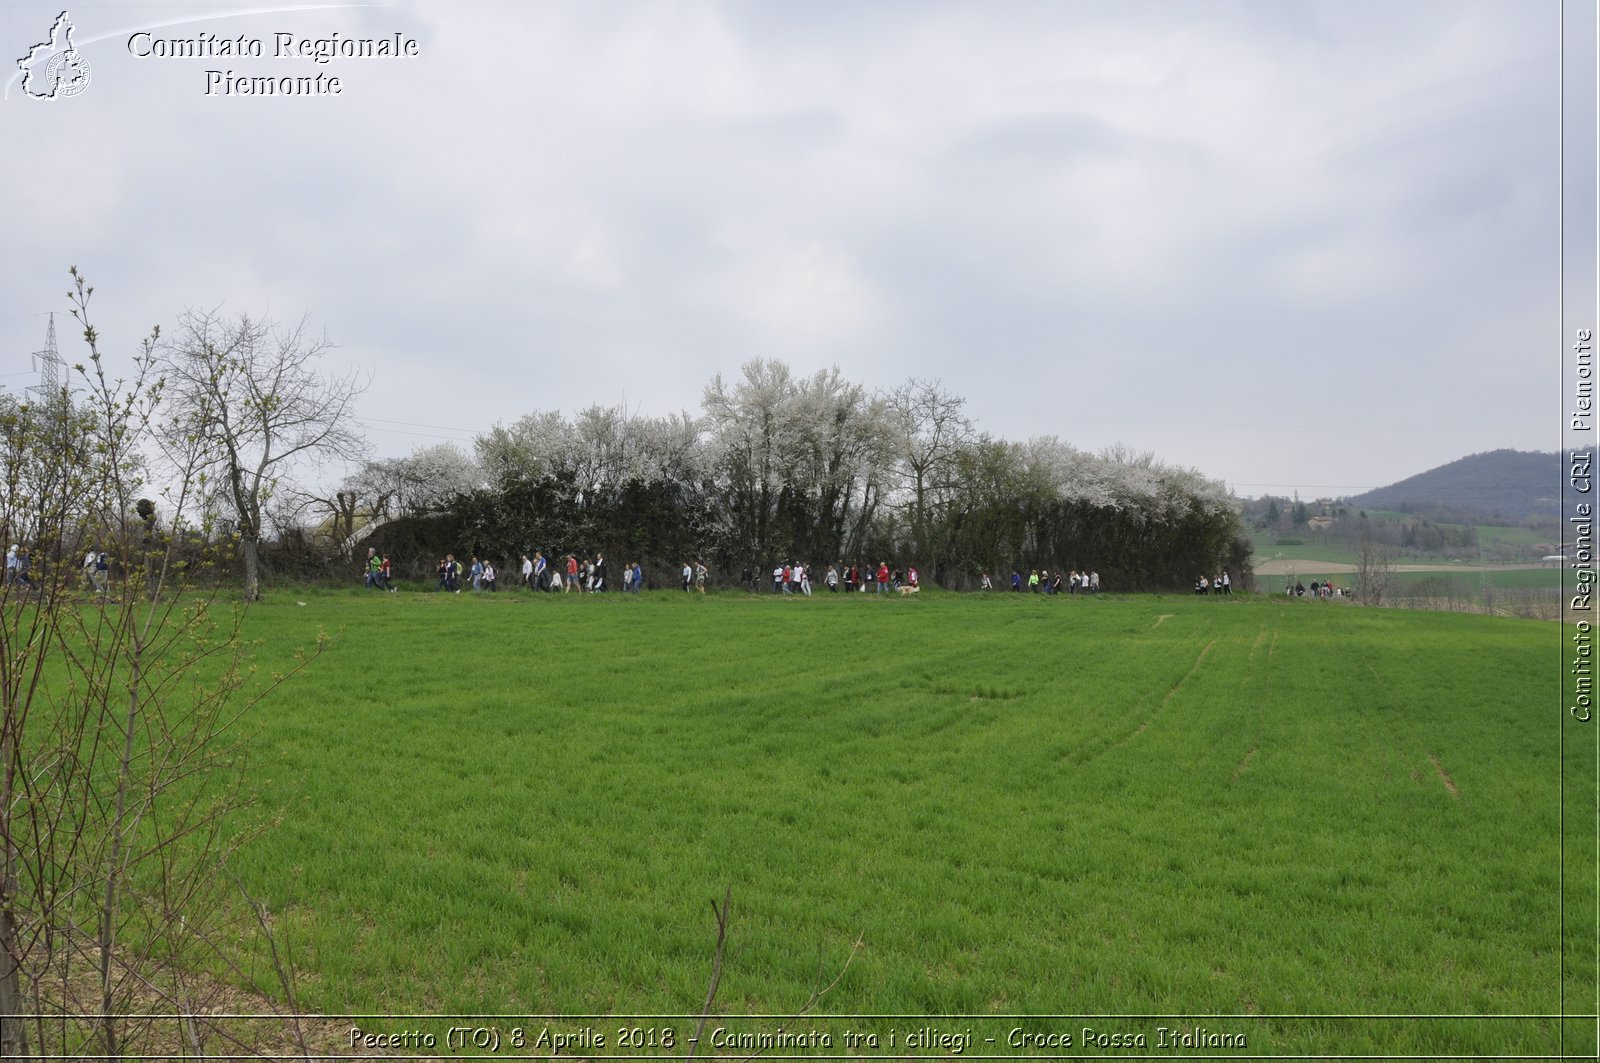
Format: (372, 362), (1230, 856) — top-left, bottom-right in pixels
(876, 561), (890, 595)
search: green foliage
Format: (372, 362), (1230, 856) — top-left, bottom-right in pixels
(451, 474), (720, 579)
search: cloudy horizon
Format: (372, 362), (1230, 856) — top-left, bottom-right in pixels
(1, 0), (1580, 501)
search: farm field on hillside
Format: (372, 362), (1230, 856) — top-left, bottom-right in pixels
(1471, 524), (1550, 549)
(1251, 564), (1577, 593)
(1248, 534), (1359, 565)
(213, 590), (1578, 1057)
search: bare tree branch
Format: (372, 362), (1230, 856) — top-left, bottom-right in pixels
(158, 308), (369, 600)
(688, 885), (731, 1062)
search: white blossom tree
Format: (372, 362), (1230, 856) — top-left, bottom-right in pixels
(888, 377), (973, 560)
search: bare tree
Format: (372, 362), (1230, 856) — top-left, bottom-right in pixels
(294, 482), (367, 559)
(1355, 533), (1396, 605)
(158, 308), (368, 600)
(297, 442), (482, 559)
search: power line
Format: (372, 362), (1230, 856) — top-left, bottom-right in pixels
(360, 415), (479, 435)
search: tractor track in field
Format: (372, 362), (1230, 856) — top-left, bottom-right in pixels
(1108, 639), (1218, 753)
(1231, 745), (1259, 783)
(1428, 753), (1461, 799)
(1164, 639), (1216, 704)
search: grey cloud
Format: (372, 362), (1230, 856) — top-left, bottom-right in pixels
(0, 0), (1564, 499)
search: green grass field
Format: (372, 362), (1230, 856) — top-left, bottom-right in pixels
(1250, 520), (1557, 570)
(1252, 566), (1580, 598)
(195, 588), (1584, 1057)
(1248, 532), (1358, 565)
(1470, 525), (1549, 549)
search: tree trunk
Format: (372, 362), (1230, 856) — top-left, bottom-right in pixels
(0, 896), (30, 1061)
(1, 715), (32, 1062)
(241, 536), (261, 601)
(99, 648), (146, 1063)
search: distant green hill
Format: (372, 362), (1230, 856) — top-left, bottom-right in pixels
(1345, 449), (1561, 523)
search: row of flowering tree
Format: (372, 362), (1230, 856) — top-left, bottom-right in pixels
(433, 358), (1247, 591)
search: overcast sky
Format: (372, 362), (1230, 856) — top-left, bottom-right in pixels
(0, 0), (1579, 499)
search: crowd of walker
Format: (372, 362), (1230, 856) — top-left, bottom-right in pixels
(3, 542), (1266, 601)
(2, 545), (35, 589)
(1, 544), (109, 594)
(1288, 578), (1345, 599)
(351, 546), (1139, 598)
(1009, 567), (1101, 594)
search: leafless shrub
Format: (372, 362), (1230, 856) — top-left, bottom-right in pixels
(2, 271), (323, 1060)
